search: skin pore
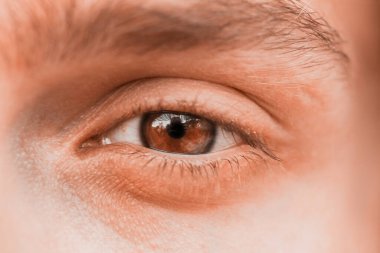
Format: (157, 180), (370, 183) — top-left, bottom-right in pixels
(0, 0), (379, 252)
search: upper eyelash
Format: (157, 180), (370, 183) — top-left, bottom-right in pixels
(220, 124), (280, 161)
(81, 114), (279, 161)
(74, 85), (280, 161)
(79, 113), (280, 163)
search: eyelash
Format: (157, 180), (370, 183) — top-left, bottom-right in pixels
(79, 100), (280, 164)
(80, 99), (277, 159)
(98, 142), (263, 179)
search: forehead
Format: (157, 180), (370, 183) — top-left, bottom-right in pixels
(0, 0), (346, 63)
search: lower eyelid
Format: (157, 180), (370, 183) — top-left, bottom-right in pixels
(63, 143), (278, 209)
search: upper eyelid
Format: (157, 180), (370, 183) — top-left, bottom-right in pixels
(65, 78), (284, 148)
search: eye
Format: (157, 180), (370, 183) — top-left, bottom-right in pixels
(62, 78), (283, 210)
(101, 111), (241, 155)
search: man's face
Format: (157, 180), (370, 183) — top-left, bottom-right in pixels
(0, 0), (379, 252)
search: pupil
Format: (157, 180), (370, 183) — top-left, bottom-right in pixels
(166, 117), (186, 139)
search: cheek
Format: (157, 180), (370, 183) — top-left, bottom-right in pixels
(55, 150), (354, 252)
(157, 173), (351, 252)
(199, 174), (351, 252)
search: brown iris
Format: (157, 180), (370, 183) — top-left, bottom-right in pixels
(140, 112), (216, 154)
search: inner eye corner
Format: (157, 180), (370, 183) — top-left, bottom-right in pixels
(77, 133), (103, 150)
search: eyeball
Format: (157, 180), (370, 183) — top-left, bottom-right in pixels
(101, 111), (242, 155)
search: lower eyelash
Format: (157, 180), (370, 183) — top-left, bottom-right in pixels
(78, 134), (274, 181)
(180, 153), (260, 178)
(105, 143), (267, 180)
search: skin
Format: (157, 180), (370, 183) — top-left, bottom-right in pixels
(0, 0), (379, 252)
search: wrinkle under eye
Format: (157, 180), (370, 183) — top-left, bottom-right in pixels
(141, 112), (216, 155)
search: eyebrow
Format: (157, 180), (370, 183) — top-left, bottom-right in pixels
(1, 0), (348, 69)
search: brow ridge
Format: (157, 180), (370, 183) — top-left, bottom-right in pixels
(1, 0), (348, 69)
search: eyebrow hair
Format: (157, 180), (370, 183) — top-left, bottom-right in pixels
(1, 0), (348, 69)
